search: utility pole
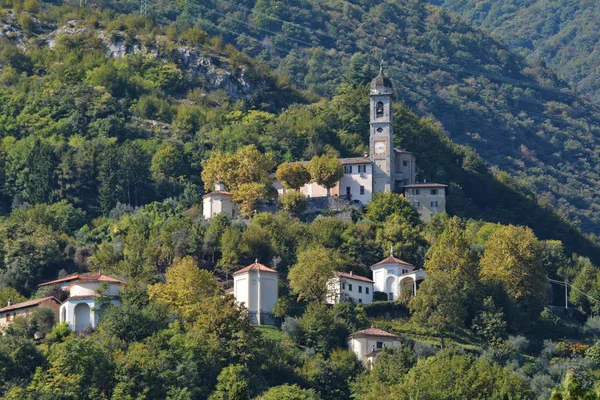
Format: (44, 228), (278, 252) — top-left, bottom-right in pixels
(140, 0), (148, 16)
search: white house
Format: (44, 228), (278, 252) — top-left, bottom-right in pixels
(233, 261), (278, 326)
(203, 181), (238, 220)
(371, 249), (425, 301)
(326, 271), (374, 304)
(348, 327), (402, 368)
(272, 66), (446, 218)
(39, 274), (124, 332)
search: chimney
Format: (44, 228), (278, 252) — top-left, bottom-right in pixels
(363, 152), (368, 158)
(423, 178), (427, 183)
(7, 299), (11, 306)
(350, 271), (353, 276)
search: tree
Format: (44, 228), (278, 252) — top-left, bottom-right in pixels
(0, 287), (26, 308)
(151, 142), (187, 182)
(288, 246), (343, 303)
(364, 192), (422, 225)
(471, 296), (508, 345)
(550, 369), (599, 400)
(480, 225), (546, 316)
(148, 256), (221, 322)
(278, 190), (307, 216)
(305, 154), (343, 196)
(275, 162), (311, 190)
(201, 146), (276, 214)
(410, 217), (480, 331)
(218, 226), (243, 281)
(208, 364), (250, 400)
(257, 384), (320, 400)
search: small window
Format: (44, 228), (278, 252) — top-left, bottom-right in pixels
(366, 287), (370, 294)
(376, 341), (383, 349)
(359, 299), (363, 303)
(360, 186), (365, 195)
(346, 187), (351, 196)
(431, 201), (438, 207)
(358, 286), (363, 293)
(344, 166), (353, 174)
(348, 284), (353, 291)
(413, 201), (420, 207)
(411, 189), (420, 195)
(342, 283), (346, 290)
(402, 269), (407, 274)
(431, 189), (438, 195)
(402, 161), (408, 167)
(358, 165), (366, 173)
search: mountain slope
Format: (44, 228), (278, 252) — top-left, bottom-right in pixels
(429, 0), (600, 103)
(160, 0), (600, 236)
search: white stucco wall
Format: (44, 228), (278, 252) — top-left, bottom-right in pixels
(348, 336), (402, 366)
(372, 263), (415, 299)
(203, 194), (236, 220)
(69, 281), (121, 297)
(326, 276), (373, 304)
(339, 163), (373, 205)
(233, 271), (278, 314)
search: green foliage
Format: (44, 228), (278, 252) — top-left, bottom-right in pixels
(256, 384), (320, 400)
(288, 245), (343, 303)
(305, 154), (343, 195)
(278, 191), (308, 216)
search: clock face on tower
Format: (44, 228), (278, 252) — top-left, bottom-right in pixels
(374, 140), (386, 156)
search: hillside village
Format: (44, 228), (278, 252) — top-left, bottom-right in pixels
(2, 0), (600, 398)
(0, 70), (436, 368)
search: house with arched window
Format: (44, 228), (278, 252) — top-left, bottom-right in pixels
(370, 249), (425, 301)
(41, 274), (123, 332)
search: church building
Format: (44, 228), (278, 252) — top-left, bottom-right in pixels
(275, 66), (447, 220)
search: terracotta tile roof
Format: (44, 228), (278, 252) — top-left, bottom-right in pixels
(202, 190), (233, 199)
(370, 255), (415, 269)
(38, 274), (80, 286)
(338, 157), (371, 165)
(0, 296), (60, 313)
(39, 274), (123, 287)
(403, 183), (448, 188)
(67, 295), (121, 301)
(334, 271), (374, 283)
(233, 262), (277, 275)
(349, 327), (400, 339)
(225, 287), (234, 294)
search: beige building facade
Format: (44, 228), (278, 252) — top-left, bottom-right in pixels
(348, 327), (402, 368)
(203, 181), (238, 220)
(0, 297), (61, 330)
(403, 183), (448, 223)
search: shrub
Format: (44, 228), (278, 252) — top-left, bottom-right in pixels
(373, 291), (388, 302)
(278, 191), (307, 216)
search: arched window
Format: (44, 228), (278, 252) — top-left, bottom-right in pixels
(376, 101), (384, 117)
(74, 303), (91, 332)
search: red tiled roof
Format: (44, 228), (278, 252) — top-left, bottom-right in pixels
(334, 271), (374, 283)
(0, 296), (60, 313)
(202, 190), (233, 199)
(403, 183), (447, 188)
(338, 157), (371, 165)
(370, 255), (414, 269)
(67, 295), (121, 301)
(349, 327), (400, 339)
(233, 262), (277, 275)
(39, 274), (123, 287)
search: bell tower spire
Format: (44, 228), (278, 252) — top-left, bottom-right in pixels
(369, 64), (394, 194)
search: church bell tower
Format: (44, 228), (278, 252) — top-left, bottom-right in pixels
(369, 64), (394, 194)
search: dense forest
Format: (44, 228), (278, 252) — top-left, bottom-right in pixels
(430, 0), (600, 103)
(1, 0), (600, 398)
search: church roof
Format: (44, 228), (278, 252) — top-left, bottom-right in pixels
(39, 274), (123, 287)
(233, 261), (277, 275)
(334, 271), (374, 283)
(370, 65), (393, 90)
(202, 190), (233, 199)
(338, 156), (371, 165)
(349, 327), (400, 339)
(370, 248), (415, 270)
